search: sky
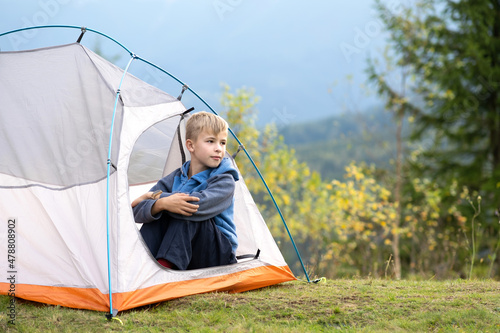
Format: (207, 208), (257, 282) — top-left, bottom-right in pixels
(0, 0), (391, 125)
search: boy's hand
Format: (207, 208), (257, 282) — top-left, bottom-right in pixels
(152, 193), (200, 216)
(131, 190), (162, 208)
(151, 190), (162, 200)
(131, 191), (152, 208)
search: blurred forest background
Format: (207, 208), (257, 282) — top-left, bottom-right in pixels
(222, 0), (500, 280)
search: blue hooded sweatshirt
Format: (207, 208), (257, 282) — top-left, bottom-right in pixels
(133, 157), (240, 252)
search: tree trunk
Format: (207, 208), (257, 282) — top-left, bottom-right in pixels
(393, 111), (403, 280)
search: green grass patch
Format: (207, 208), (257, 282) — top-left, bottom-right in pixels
(1, 279), (499, 332)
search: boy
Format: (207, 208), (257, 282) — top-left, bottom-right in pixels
(132, 111), (239, 270)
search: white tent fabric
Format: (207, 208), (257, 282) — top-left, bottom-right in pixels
(0, 43), (295, 312)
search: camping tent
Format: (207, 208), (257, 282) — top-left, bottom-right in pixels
(0, 37), (296, 314)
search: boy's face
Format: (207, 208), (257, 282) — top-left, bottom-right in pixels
(186, 130), (227, 173)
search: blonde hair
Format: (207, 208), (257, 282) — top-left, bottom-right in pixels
(186, 111), (228, 141)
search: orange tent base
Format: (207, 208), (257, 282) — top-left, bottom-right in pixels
(0, 265), (295, 312)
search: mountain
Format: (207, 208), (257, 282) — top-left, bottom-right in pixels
(279, 107), (401, 180)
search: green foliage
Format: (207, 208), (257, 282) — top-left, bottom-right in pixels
(220, 83), (260, 158)
(368, 0), (500, 219)
(366, 0), (500, 280)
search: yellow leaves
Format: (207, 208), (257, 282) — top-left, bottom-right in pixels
(339, 197), (349, 210)
(323, 249), (334, 261)
(391, 96), (409, 106)
(444, 89), (455, 100)
(282, 194), (290, 206)
(353, 222), (365, 233)
(427, 220), (438, 227)
(302, 168), (311, 177)
(459, 186), (470, 199)
(379, 188), (391, 202)
(351, 167), (365, 181)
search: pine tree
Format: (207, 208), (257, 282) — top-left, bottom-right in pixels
(369, 0), (500, 216)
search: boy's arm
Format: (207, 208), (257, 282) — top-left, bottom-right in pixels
(151, 193), (199, 216)
(136, 192), (199, 223)
(167, 173), (235, 222)
(133, 189), (170, 223)
(132, 173), (176, 223)
(133, 196), (160, 223)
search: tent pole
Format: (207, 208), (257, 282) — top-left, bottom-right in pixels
(0, 25), (133, 56)
(105, 55), (137, 318)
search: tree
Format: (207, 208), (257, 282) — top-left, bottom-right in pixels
(368, 50), (409, 279)
(370, 0), (500, 215)
(368, 1), (500, 276)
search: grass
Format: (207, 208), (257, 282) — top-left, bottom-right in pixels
(1, 279), (500, 332)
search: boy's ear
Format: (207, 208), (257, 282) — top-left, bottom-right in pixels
(186, 139), (195, 153)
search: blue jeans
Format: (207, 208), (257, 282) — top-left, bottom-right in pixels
(140, 217), (236, 270)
